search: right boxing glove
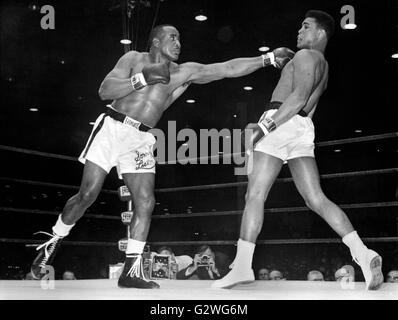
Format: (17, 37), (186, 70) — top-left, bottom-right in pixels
(262, 47), (295, 69)
(130, 62), (170, 90)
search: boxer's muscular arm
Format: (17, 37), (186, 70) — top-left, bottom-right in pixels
(180, 57), (264, 84)
(270, 50), (320, 127)
(164, 82), (191, 109)
(98, 51), (138, 100)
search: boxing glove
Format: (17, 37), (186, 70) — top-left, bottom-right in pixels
(242, 118), (277, 152)
(262, 47), (295, 69)
(130, 62), (170, 90)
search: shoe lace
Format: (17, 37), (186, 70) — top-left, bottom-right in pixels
(34, 231), (62, 267)
(126, 254), (149, 281)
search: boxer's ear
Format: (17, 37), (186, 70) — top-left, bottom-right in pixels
(317, 29), (327, 41)
(152, 37), (161, 48)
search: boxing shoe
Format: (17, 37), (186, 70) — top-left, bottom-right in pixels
(211, 267), (255, 289)
(31, 231), (63, 280)
(118, 254), (160, 289)
(353, 249), (383, 290)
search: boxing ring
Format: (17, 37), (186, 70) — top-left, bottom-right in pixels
(2, 279), (398, 300)
(1, 132), (398, 300)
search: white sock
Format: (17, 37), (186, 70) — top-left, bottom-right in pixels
(342, 231), (368, 260)
(126, 239), (146, 255)
(233, 238), (255, 270)
(52, 214), (74, 237)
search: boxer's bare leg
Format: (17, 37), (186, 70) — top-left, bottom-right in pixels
(288, 157), (354, 237)
(240, 152), (284, 242)
(118, 172), (159, 289)
(212, 152), (283, 289)
(31, 160), (107, 279)
(61, 160), (107, 225)
(122, 172), (155, 241)
(288, 156), (383, 290)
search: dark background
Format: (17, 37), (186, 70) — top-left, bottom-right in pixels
(0, 0), (397, 280)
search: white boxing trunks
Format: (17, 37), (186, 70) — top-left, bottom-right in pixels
(78, 106), (156, 178)
(254, 108), (315, 162)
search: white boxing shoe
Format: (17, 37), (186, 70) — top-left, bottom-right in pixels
(354, 249), (383, 290)
(211, 267), (255, 289)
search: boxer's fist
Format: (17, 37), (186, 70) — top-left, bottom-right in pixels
(262, 47), (295, 69)
(242, 119), (277, 152)
(131, 62), (170, 90)
(273, 47), (295, 69)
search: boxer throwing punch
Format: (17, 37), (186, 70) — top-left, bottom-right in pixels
(30, 24), (294, 288)
(212, 10), (384, 291)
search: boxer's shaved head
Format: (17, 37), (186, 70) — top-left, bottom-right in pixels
(148, 24), (177, 47)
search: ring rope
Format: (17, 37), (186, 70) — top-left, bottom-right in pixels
(1, 201), (397, 220)
(1, 237), (398, 246)
(0, 177), (116, 195)
(0, 207), (120, 220)
(0, 132), (396, 165)
(0, 145), (77, 162)
(155, 168), (398, 193)
(1, 167), (396, 194)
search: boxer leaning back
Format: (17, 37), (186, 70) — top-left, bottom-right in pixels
(212, 10), (383, 291)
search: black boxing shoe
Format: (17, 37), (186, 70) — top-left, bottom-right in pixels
(118, 254), (160, 289)
(31, 231), (63, 280)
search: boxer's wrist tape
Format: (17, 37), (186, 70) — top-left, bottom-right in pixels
(257, 122), (269, 135)
(263, 117), (277, 132)
(130, 72), (147, 90)
(262, 52), (276, 67)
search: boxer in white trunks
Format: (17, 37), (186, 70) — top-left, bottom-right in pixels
(212, 10), (384, 291)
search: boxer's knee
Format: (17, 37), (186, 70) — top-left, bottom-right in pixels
(303, 191), (327, 213)
(245, 185), (268, 203)
(76, 188), (99, 207)
(134, 191), (155, 214)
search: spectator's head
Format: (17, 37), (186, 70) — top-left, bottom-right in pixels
(334, 265), (355, 282)
(258, 268), (270, 280)
(196, 245), (215, 259)
(269, 270), (284, 280)
(307, 270), (324, 281)
(158, 246), (175, 257)
(62, 270), (76, 280)
(386, 270), (398, 283)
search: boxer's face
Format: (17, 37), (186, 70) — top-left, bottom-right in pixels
(158, 26), (181, 61)
(297, 17), (322, 49)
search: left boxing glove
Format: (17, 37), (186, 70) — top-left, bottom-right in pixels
(130, 62), (170, 90)
(242, 118), (277, 152)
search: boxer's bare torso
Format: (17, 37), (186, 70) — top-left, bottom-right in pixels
(110, 52), (195, 128)
(271, 49), (328, 118)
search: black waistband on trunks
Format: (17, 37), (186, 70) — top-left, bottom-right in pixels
(265, 101), (308, 117)
(105, 107), (152, 132)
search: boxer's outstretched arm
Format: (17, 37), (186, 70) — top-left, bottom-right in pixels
(270, 50), (320, 127)
(98, 51), (138, 100)
(180, 57), (264, 84)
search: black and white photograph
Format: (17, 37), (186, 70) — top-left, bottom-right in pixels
(0, 0), (397, 312)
